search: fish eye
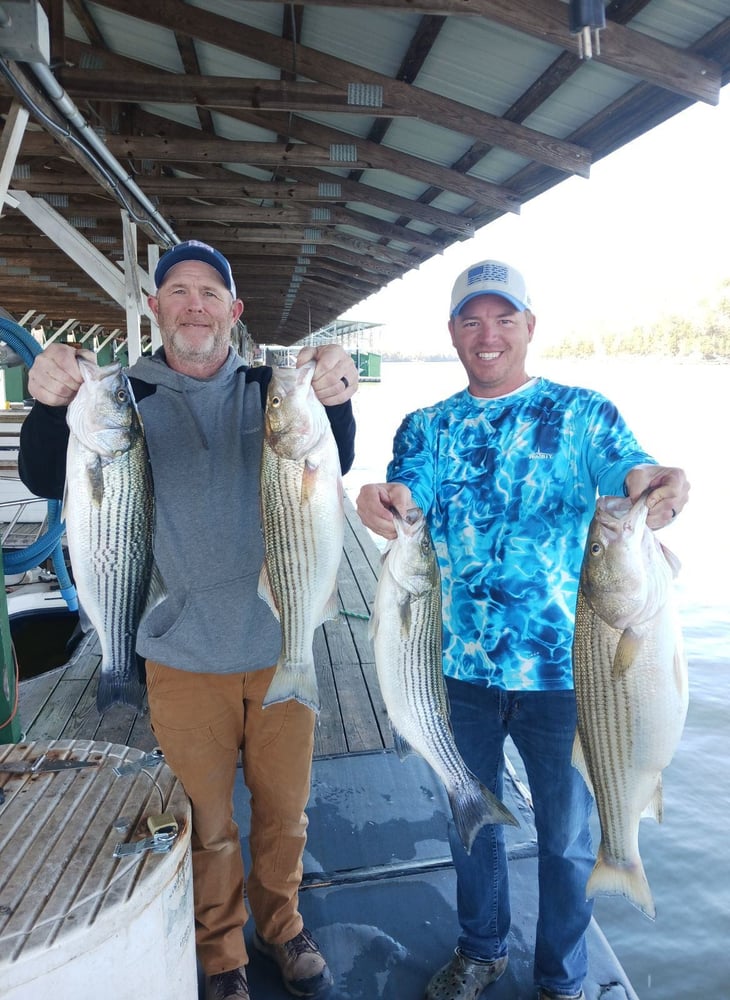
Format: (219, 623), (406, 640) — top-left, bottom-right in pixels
(270, 394), (282, 408)
(115, 388), (128, 404)
(590, 542), (602, 555)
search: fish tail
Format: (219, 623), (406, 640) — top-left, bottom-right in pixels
(262, 663), (320, 715)
(96, 672), (146, 713)
(63, 625), (99, 670)
(586, 847), (656, 920)
(449, 777), (520, 854)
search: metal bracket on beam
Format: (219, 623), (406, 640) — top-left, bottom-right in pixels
(347, 83), (383, 108)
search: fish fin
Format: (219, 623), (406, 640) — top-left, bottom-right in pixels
(613, 627), (642, 676)
(86, 456), (105, 507)
(96, 670), (146, 714)
(641, 775), (663, 823)
(586, 846), (656, 920)
(397, 593), (413, 638)
(367, 604), (379, 640)
(317, 588), (340, 625)
(673, 646), (687, 701)
(76, 599), (94, 636)
(300, 460), (320, 503)
(570, 730), (594, 795)
(62, 622), (98, 669)
(60, 601), (96, 666)
(143, 562), (167, 614)
(392, 728), (414, 760)
(262, 663), (320, 715)
(449, 776), (520, 853)
(257, 562), (280, 619)
(660, 543), (682, 578)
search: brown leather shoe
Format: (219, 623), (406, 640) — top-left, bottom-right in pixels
(425, 949), (508, 1000)
(253, 927), (333, 996)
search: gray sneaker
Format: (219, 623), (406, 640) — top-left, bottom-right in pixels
(537, 990), (585, 1000)
(425, 949), (508, 1000)
(206, 966), (250, 1000)
(253, 927), (333, 996)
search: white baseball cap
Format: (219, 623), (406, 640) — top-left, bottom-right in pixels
(450, 260), (531, 318)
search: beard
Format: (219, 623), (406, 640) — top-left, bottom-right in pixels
(162, 319), (232, 372)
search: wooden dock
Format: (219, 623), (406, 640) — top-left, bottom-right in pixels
(6, 496), (642, 1000)
(15, 499), (394, 760)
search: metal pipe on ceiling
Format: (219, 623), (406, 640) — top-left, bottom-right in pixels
(24, 59), (179, 249)
(0, 0), (178, 248)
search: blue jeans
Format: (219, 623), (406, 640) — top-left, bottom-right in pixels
(445, 678), (594, 997)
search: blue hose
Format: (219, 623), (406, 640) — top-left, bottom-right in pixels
(0, 317), (78, 611)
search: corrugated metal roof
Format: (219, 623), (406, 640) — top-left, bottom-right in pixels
(1, 0), (729, 348)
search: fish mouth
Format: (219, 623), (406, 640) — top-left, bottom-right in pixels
(595, 492), (650, 540)
(403, 507), (423, 527)
(78, 356), (121, 380)
(388, 506), (423, 527)
(387, 506), (426, 542)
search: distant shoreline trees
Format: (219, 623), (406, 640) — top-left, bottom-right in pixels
(543, 279), (730, 361)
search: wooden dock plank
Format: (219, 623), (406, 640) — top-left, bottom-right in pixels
(15, 498), (389, 759)
(22, 677), (89, 743)
(313, 626), (348, 758)
(11, 667), (59, 732)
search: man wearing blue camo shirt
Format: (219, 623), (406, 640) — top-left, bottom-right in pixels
(356, 260), (690, 1000)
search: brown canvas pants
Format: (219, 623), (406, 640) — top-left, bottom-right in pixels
(145, 660), (316, 974)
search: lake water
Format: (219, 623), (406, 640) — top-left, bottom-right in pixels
(343, 358), (730, 1000)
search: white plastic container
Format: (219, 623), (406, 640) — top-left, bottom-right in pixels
(0, 739), (196, 999)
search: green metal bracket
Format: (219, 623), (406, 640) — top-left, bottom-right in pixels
(0, 557), (22, 743)
(3, 364), (28, 404)
(95, 340), (115, 367)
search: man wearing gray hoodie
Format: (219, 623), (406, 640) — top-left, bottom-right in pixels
(19, 240), (359, 1000)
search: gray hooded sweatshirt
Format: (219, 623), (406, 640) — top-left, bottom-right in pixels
(129, 348), (282, 673)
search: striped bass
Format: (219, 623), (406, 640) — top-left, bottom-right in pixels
(370, 506), (518, 853)
(572, 493), (688, 918)
(258, 362), (344, 713)
(65, 357), (156, 712)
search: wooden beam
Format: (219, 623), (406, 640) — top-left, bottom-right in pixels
(57, 71), (408, 117)
(17, 168), (476, 237)
(249, 0), (721, 105)
(173, 33), (215, 133)
(19, 132), (374, 168)
(20, 130), (520, 212)
(90, 0), (592, 176)
(65, 0), (107, 49)
(124, 99), (520, 216)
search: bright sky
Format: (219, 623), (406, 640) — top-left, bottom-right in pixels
(342, 84), (730, 357)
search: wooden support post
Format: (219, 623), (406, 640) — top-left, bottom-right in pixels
(122, 212), (142, 363)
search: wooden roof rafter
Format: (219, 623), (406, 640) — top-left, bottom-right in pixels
(0, 0), (727, 345)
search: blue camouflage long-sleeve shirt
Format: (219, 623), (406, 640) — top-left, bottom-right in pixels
(387, 377), (655, 691)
